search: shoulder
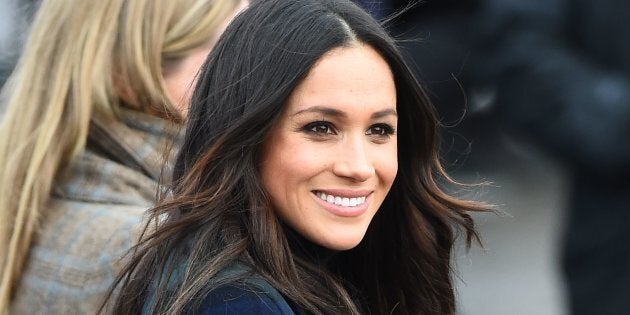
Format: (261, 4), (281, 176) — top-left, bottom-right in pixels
(43, 198), (145, 257)
(12, 225), (141, 313)
(193, 282), (296, 315)
(188, 265), (296, 315)
(12, 199), (146, 313)
(142, 263), (297, 315)
(53, 150), (157, 206)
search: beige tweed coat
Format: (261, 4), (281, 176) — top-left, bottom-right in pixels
(10, 109), (179, 314)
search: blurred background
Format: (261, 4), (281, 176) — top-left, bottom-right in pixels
(4, 0), (629, 314)
(353, 3), (577, 315)
(1, 0), (37, 92)
(452, 135), (569, 315)
(353, 1), (630, 315)
(0, 0), (15, 88)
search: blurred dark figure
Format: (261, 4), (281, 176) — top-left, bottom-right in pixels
(472, 0), (630, 314)
(355, 0), (498, 169)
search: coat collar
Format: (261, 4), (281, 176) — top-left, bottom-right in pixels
(52, 109), (181, 206)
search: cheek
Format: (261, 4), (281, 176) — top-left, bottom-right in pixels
(261, 137), (326, 197)
(275, 136), (328, 169)
(184, 49), (211, 76)
(163, 48), (211, 113)
(377, 142), (398, 186)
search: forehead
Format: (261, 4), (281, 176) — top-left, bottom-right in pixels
(284, 44), (396, 114)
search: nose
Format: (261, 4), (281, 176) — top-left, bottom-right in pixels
(332, 136), (375, 182)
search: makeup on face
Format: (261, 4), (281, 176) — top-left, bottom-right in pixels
(260, 43), (398, 251)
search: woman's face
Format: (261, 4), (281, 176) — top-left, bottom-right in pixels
(260, 44), (398, 251)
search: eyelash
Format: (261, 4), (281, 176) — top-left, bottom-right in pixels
(302, 121), (396, 139)
(304, 121), (337, 135)
(366, 123), (396, 136)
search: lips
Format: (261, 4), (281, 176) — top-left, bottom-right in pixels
(311, 190), (373, 218)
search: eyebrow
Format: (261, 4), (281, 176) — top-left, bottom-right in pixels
(291, 106), (398, 119)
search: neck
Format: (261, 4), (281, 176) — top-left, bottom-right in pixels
(282, 224), (338, 267)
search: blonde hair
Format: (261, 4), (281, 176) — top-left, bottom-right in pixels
(0, 0), (242, 312)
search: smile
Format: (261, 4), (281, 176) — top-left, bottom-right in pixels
(315, 191), (367, 207)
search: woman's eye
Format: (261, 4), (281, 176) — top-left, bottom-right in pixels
(366, 124), (395, 136)
(304, 121), (336, 135)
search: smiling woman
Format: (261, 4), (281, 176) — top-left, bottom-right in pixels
(109, 0), (489, 314)
(261, 44), (398, 251)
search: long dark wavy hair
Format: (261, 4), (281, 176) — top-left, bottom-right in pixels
(109, 0), (488, 314)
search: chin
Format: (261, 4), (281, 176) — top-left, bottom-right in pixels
(320, 234), (366, 251)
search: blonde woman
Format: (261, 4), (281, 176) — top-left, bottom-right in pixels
(0, 0), (245, 313)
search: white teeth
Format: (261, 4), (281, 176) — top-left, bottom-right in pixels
(350, 198), (357, 207)
(315, 192), (367, 207)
